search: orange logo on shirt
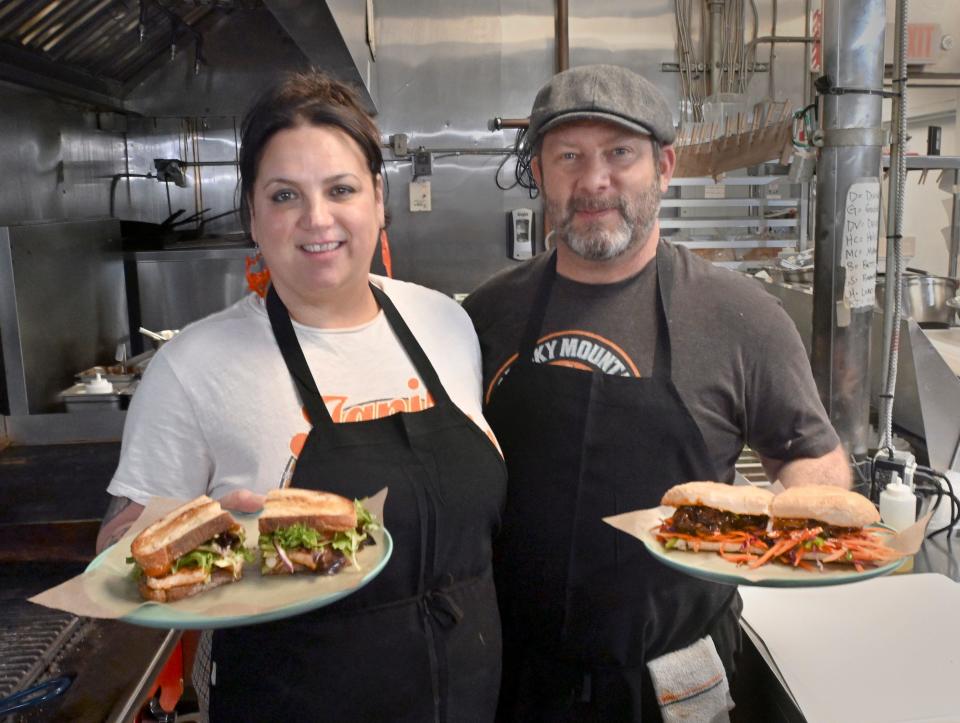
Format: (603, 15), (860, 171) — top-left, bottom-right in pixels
(486, 329), (639, 404)
(288, 377), (434, 457)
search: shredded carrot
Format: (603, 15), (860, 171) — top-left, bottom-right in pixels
(656, 521), (903, 573)
(749, 538), (797, 568)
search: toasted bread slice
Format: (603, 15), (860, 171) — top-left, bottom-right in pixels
(137, 567), (236, 602)
(662, 481), (774, 517)
(131, 496), (239, 577)
(259, 489), (357, 534)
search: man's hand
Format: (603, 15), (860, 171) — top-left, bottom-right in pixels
(218, 489), (266, 513)
(760, 444), (852, 489)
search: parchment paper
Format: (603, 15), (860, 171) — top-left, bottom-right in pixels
(29, 488), (388, 623)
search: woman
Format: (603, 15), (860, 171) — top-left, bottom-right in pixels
(97, 71), (506, 721)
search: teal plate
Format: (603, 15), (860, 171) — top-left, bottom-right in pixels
(87, 520), (392, 630)
(606, 506), (905, 588)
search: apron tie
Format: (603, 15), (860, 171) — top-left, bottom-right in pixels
(423, 589), (464, 629)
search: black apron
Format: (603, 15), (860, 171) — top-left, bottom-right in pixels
(487, 245), (741, 722)
(210, 284), (507, 723)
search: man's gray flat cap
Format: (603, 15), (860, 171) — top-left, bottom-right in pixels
(527, 64), (676, 147)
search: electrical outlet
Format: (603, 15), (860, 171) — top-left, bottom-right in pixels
(873, 450), (918, 492)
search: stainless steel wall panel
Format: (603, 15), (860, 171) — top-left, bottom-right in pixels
(0, 220), (126, 414)
(0, 84), (64, 223)
(373, 0), (552, 294)
(0, 83), (124, 225)
(133, 250), (250, 332)
(112, 116), (242, 233)
(60, 125), (127, 220)
(115, 117), (194, 223)
(189, 117), (241, 237)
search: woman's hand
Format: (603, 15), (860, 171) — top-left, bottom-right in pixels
(219, 489), (267, 513)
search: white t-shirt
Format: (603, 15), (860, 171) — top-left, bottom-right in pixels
(108, 275), (497, 505)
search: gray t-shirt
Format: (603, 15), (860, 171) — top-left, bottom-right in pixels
(463, 242), (839, 482)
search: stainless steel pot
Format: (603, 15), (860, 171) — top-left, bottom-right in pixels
(779, 267), (814, 284)
(875, 273), (959, 325)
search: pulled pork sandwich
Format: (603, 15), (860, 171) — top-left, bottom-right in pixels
(129, 496), (250, 602)
(258, 489), (378, 575)
(761, 485), (902, 571)
(656, 481), (774, 560)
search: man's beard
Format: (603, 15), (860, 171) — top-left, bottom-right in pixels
(547, 175), (661, 261)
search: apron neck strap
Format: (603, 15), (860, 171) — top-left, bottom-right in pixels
(266, 283), (452, 431)
(369, 283), (451, 406)
(517, 251), (558, 364)
(652, 241), (674, 379)
(266, 285), (331, 427)
(518, 243), (676, 379)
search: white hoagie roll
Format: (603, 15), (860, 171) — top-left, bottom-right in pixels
(770, 485), (879, 528)
(661, 481), (774, 516)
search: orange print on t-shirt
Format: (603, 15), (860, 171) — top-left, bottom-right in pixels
(288, 378), (434, 458)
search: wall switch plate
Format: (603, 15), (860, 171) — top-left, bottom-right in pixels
(410, 179), (431, 212)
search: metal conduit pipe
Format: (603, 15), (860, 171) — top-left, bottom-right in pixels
(803, 0), (813, 106)
(707, 0), (724, 96)
(744, 35), (815, 55)
(811, 0), (887, 458)
(879, 0), (910, 452)
(555, 0), (568, 73)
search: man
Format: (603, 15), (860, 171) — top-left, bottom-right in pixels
(463, 65), (850, 721)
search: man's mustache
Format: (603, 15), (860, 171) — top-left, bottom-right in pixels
(565, 195), (629, 219)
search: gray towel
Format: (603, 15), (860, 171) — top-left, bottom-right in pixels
(647, 635), (734, 723)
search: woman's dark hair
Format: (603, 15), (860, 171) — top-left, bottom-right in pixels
(238, 70), (384, 234)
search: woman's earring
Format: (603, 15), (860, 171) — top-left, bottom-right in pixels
(245, 243), (270, 298)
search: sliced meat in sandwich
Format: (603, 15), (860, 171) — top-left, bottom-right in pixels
(763, 485), (902, 570)
(129, 495), (250, 602)
(258, 489), (378, 575)
(656, 481), (774, 557)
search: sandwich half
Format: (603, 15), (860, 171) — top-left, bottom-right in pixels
(258, 489), (378, 575)
(764, 485), (901, 570)
(656, 481), (774, 554)
(129, 495), (250, 602)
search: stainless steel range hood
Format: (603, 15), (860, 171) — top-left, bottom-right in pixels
(0, 0), (376, 115)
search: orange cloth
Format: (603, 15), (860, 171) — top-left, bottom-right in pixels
(380, 229), (393, 278)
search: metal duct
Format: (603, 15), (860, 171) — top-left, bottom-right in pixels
(811, 0), (886, 457)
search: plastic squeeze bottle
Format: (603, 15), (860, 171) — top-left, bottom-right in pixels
(880, 472), (917, 531)
(879, 472), (916, 573)
(84, 372), (113, 395)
